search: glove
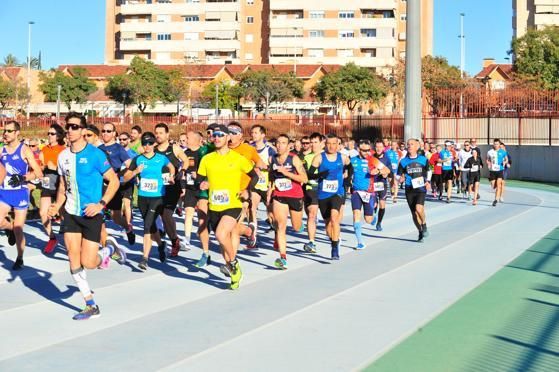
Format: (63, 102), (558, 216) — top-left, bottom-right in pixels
(8, 174), (26, 188)
(317, 170), (329, 180)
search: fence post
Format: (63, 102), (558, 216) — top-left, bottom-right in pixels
(486, 113), (491, 145)
(322, 114), (326, 135)
(455, 115), (459, 143)
(549, 115), (553, 147)
(518, 111), (522, 146)
(390, 115), (394, 139)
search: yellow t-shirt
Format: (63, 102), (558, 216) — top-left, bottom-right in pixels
(197, 150), (254, 212)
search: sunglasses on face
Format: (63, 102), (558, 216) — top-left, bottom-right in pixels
(29, 144), (38, 148)
(3, 129), (16, 134)
(359, 148), (370, 152)
(65, 124), (82, 131)
(211, 131), (227, 138)
(85, 133), (94, 138)
(101, 130), (113, 133)
(302, 142), (310, 145)
(119, 138), (129, 141)
(142, 140), (155, 146)
(48, 132), (57, 136)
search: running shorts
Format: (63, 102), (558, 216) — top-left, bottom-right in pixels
(442, 170), (454, 182)
(208, 208), (243, 232)
(62, 211), (103, 242)
(405, 190), (426, 212)
(163, 183), (181, 210)
(318, 195), (344, 221)
(273, 196), (303, 212)
(0, 189), (29, 210)
(489, 171), (504, 181)
(138, 196), (164, 234)
(350, 191), (375, 216)
(304, 189), (318, 207)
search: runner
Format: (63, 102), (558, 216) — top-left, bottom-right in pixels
(39, 123), (66, 254)
(500, 142), (511, 202)
(302, 132), (323, 253)
(398, 138), (429, 242)
(123, 132), (174, 270)
(154, 123), (189, 256)
(269, 134), (307, 269)
(458, 141), (473, 199)
(464, 148), (483, 206)
(0, 120), (43, 269)
(439, 141), (455, 203)
(428, 144), (444, 200)
(84, 125), (102, 147)
(129, 125), (144, 154)
(487, 138), (508, 207)
(197, 124), (259, 290)
(349, 140), (375, 250)
(117, 132), (138, 241)
(47, 112), (125, 320)
(181, 131), (202, 250)
(385, 141), (401, 203)
(309, 133), (350, 260)
(371, 140), (393, 231)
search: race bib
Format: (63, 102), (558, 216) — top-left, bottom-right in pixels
(411, 176), (425, 189)
(374, 182), (385, 192)
(41, 174), (58, 190)
(186, 172), (195, 186)
(391, 163), (398, 171)
(274, 178), (292, 192)
(211, 190), (230, 206)
(255, 172), (269, 191)
(140, 178), (158, 192)
(322, 179), (339, 193)
(357, 190), (371, 203)
(470, 165), (479, 172)
(443, 159), (452, 167)
(491, 163), (501, 172)
(162, 173), (171, 185)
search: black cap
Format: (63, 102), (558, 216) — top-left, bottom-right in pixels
(207, 123), (220, 131)
(141, 132), (156, 143)
(213, 124), (229, 134)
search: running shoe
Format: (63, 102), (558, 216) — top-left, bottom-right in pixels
(220, 264), (231, 277)
(72, 305), (100, 321)
(492, 200), (498, 207)
(418, 230), (424, 243)
(170, 238), (180, 257)
(176, 207), (183, 217)
(180, 239), (191, 251)
(138, 257), (148, 271)
(43, 237), (58, 254)
(5, 229), (15, 246)
(446, 199), (451, 204)
(422, 227), (429, 238)
(126, 225), (135, 245)
(99, 249), (111, 270)
(356, 243), (365, 250)
(500, 197), (504, 203)
(194, 253), (211, 268)
(229, 261), (243, 290)
(371, 214), (378, 227)
(331, 245), (340, 260)
(158, 242), (167, 262)
(107, 236), (126, 265)
(274, 258), (288, 270)
(376, 224), (383, 232)
(303, 241), (317, 253)
(12, 257), (23, 270)
(246, 223), (257, 249)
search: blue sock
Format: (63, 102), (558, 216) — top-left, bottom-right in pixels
(86, 298), (95, 307)
(354, 221), (363, 245)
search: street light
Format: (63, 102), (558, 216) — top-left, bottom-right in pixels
(403, 0), (421, 140)
(459, 13), (466, 117)
(27, 21), (35, 125)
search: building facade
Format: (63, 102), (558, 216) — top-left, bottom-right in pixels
(105, 0), (432, 72)
(513, 0), (559, 39)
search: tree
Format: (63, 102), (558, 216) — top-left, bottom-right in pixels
(105, 56), (173, 113)
(167, 69), (190, 116)
(39, 67), (97, 109)
(201, 80), (239, 111)
(313, 63), (388, 114)
(2, 54), (21, 67)
(511, 27), (559, 90)
(0, 78), (28, 112)
(235, 69), (303, 116)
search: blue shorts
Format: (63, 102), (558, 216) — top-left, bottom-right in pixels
(0, 189), (29, 210)
(350, 191), (375, 216)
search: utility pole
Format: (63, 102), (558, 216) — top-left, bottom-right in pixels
(404, 0), (422, 140)
(459, 13), (465, 118)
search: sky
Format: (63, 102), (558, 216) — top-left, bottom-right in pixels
(0, 0), (513, 76)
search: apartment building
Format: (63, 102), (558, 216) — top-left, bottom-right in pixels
(106, 0), (432, 72)
(513, 0), (559, 39)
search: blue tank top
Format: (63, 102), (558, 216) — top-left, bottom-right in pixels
(1, 142), (28, 191)
(350, 155), (371, 192)
(317, 152), (345, 200)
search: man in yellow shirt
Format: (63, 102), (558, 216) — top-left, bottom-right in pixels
(198, 125), (259, 290)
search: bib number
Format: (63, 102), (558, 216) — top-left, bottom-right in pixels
(41, 174), (58, 190)
(211, 190), (230, 206)
(374, 182), (385, 192)
(443, 159), (452, 167)
(321, 179), (339, 193)
(186, 172), (195, 186)
(356, 190), (371, 203)
(274, 178), (292, 192)
(140, 178), (158, 192)
(162, 173), (171, 185)
(411, 176), (425, 189)
(255, 173), (269, 191)
(470, 165), (479, 172)
(491, 163), (501, 172)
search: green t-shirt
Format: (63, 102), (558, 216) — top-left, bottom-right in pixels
(197, 142), (216, 198)
(303, 152), (318, 191)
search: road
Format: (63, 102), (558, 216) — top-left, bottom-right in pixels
(0, 184), (558, 371)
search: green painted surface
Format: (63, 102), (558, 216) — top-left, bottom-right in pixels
(367, 228), (559, 372)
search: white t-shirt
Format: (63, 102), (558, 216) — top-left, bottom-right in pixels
(458, 149), (472, 171)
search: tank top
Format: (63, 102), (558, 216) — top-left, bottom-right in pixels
(271, 154), (303, 198)
(317, 152), (344, 200)
(155, 143), (180, 180)
(303, 152), (318, 191)
(0, 142), (29, 191)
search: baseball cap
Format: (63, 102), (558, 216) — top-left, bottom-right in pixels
(213, 124), (230, 134)
(207, 123), (219, 131)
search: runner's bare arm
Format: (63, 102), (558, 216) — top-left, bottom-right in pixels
(0, 163), (5, 185)
(173, 144), (189, 172)
(84, 169), (119, 217)
(48, 175), (67, 217)
(23, 145), (44, 180)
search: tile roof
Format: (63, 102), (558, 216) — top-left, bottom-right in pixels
(474, 64), (513, 80)
(0, 67), (23, 81)
(58, 65), (127, 78)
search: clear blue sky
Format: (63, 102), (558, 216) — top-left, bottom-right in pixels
(0, 0), (512, 76)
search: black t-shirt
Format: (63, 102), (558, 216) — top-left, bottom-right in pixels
(183, 148), (202, 190)
(464, 157), (483, 174)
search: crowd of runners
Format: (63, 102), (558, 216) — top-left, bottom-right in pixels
(0, 113), (511, 320)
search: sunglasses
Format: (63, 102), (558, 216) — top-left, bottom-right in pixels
(3, 129), (16, 134)
(359, 148), (371, 152)
(101, 130), (113, 133)
(119, 138), (129, 141)
(29, 144), (38, 148)
(48, 132), (57, 136)
(302, 142), (310, 145)
(227, 128), (242, 135)
(142, 140), (155, 146)
(65, 124), (82, 131)
(211, 131), (227, 138)
(85, 133), (94, 138)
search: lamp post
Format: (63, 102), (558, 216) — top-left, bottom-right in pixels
(56, 84), (61, 120)
(26, 21), (35, 125)
(292, 27), (299, 115)
(404, 0), (421, 140)
(459, 13), (466, 118)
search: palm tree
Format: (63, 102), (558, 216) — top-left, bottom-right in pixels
(2, 54), (21, 67)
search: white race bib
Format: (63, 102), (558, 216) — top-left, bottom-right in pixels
(357, 190), (371, 203)
(321, 179), (339, 193)
(411, 176), (425, 189)
(211, 190), (230, 206)
(374, 182), (385, 191)
(255, 173), (269, 191)
(443, 159), (452, 167)
(470, 165), (479, 172)
(186, 172), (195, 185)
(162, 173), (171, 185)
(274, 178), (293, 192)
(491, 163), (501, 172)
(41, 176), (51, 189)
(140, 178), (158, 192)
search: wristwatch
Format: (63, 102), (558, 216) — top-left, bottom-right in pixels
(99, 200), (107, 207)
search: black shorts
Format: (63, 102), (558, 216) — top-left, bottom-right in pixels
(431, 174), (442, 186)
(102, 184), (124, 211)
(468, 173), (480, 185)
(304, 189), (318, 207)
(138, 196), (164, 234)
(121, 181), (135, 200)
(208, 208), (243, 232)
(318, 195), (344, 221)
(405, 190), (426, 212)
(183, 189), (199, 209)
(252, 189), (268, 204)
(442, 170), (454, 182)
(40, 188), (57, 199)
(273, 196), (303, 212)
(489, 171), (504, 181)
(62, 211), (103, 243)
(163, 183), (181, 210)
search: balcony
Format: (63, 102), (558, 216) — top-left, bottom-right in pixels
(269, 16), (396, 30)
(270, 0), (395, 11)
(120, 21), (240, 33)
(269, 36), (397, 49)
(269, 56), (396, 68)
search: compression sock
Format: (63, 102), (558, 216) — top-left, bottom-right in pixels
(353, 221), (364, 245)
(71, 267), (92, 299)
(377, 208), (386, 225)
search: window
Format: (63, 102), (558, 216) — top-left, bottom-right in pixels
(360, 28), (376, 37)
(337, 49), (353, 57)
(157, 14), (171, 22)
(361, 48), (376, 57)
(184, 32), (199, 40)
(308, 48), (324, 58)
(338, 11), (354, 18)
(339, 30), (354, 38)
(400, 14), (407, 21)
(309, 11), (325, 19)
(185, 0), (200, 2)
(247, 16), (254, 23)
(157, 33), (171, 40)
(247, 0), (254, 4)
(157, 0), (171, 3)
(184, 15), (199, 22)
(245, 53), (253, 60)
(245, 34), (254, 42)
(309, 30), (324, 38)
(383, 10), (394, 18)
